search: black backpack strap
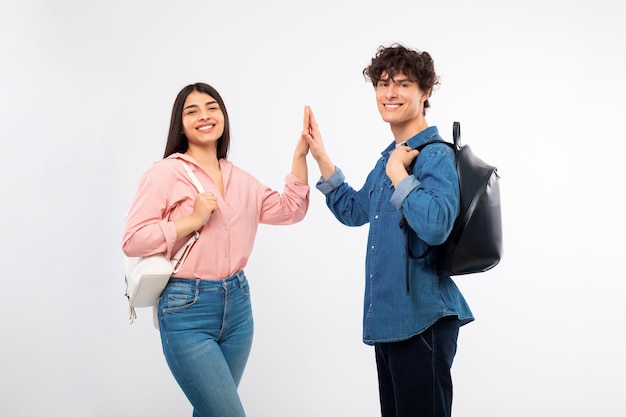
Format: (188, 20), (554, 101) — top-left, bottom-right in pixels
(453, 121), (461, 148)
(413, 139), (453, 153)
(402, 123), (461, 293)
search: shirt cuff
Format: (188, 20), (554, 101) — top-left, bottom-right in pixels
(285, 172), (311, 195)
(315, 167), (345, 194)
(390, 175), (420, 209)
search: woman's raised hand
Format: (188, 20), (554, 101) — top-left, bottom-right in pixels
(303, 106), (335, 181)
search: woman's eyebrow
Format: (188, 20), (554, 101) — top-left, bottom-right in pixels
(183, 101), (218, 111)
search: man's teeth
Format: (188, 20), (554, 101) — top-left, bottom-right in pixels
(385, 104), (400, 109)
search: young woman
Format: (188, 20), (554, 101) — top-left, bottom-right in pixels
(122, 82), (310, 417)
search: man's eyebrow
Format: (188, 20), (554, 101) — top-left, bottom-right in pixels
(183, 100), (218, 111)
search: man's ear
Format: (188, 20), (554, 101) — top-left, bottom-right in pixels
(420, 89), (432, 103)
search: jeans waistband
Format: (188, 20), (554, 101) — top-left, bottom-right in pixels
(169, 270), (246, 289)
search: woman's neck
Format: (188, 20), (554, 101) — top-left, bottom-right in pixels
(185, 146), (220, 171)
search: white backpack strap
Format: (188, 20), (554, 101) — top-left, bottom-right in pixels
(171, 230), (200, 273)
(169, 161), (205, 273)
(182, 161), (205, 193)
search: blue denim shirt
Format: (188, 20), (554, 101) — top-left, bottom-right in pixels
(316, 126), (474, 345)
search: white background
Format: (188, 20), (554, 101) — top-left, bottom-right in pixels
(1, 1), (624, 416)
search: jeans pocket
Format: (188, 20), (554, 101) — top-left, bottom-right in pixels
(419, 327), (434, 352)
(162, 288), (197, 311)
(239, 276), (251, 296)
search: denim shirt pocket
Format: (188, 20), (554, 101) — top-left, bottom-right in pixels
(380, 177), (397, 212)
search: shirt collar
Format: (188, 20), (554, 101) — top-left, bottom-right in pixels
(381, 126), (440, 155)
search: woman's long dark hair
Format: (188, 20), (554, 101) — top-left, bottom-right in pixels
(163, 82), (231, 159)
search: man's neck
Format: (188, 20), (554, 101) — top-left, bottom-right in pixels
(391, 119), (429, 144)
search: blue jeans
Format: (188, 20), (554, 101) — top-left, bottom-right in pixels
(157, 272), (254, 417)
(374, 315), (460, 417)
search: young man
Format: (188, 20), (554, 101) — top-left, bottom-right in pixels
(303, 44), (474, 417)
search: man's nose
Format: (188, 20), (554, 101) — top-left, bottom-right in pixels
(385, 83), (398, 98)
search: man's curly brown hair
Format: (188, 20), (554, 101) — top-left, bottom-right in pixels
(363, 43), (440, 115)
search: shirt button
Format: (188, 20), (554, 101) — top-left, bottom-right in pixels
(374, 214), (379, 220)
(371, 245), (375, 250)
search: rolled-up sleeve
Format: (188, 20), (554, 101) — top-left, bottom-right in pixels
(315, 167), (345, 194)
(259, 172), (310, 225)
(389, 175), (420, 210)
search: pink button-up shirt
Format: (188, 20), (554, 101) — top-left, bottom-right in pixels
(122, 153), (309, 279)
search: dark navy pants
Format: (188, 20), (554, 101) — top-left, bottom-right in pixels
(374, 316), (460, 417)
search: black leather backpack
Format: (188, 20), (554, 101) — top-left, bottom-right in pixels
(402, 122), (502, 290)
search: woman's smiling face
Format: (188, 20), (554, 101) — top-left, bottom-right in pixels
(182, 90), (225, 149)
